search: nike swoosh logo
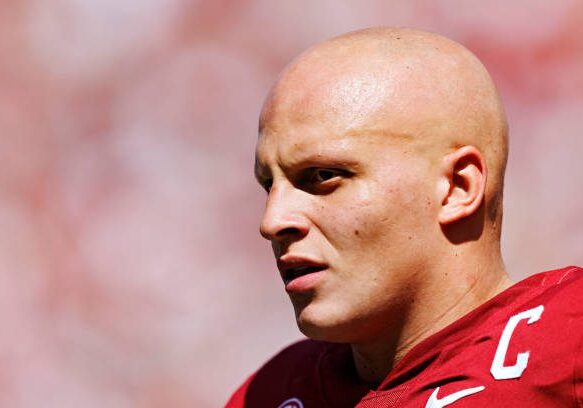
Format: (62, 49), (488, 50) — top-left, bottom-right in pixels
(425, 385), (485, 408)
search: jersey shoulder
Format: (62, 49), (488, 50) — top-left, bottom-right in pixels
(534, 266), (583, 404)
(523, 265), (583, 311)
(225, 339), (329, 407)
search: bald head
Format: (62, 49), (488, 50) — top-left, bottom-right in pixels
(260, 27), (507, 225)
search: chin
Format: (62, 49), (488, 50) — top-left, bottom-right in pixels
(295, 305), (357, 343)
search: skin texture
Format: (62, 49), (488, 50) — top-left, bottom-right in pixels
(255, 27), (513, 385)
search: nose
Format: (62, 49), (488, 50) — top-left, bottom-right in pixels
(259, 185), (310, 242)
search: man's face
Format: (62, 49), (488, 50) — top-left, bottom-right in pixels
(255, 73), (440, 343)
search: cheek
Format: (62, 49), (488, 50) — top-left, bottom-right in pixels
(314, 163), (436, 243)
(333, 180), (433, 249)
(317, 185), (393, 251)
(324, 186), (377, 235)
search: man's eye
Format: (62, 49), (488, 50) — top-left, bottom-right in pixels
(312, 169), (340, 183)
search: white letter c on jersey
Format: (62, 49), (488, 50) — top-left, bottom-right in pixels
(490, 305), (544, 380)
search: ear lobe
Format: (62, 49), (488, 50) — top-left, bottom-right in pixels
(438, 146), (487, 225)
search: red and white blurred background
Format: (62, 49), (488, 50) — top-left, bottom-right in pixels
(0, 1), (581, 406)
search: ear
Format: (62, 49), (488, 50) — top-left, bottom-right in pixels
(437, 146), (487, 225)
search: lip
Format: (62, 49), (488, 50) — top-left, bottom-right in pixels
(277, 255), (328, 291)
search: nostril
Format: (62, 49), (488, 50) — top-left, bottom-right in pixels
(259, 221), (309, 241)
(276, 227), (303, 237)
(260, 227), (303, 241)
(275, 227), (305, 238)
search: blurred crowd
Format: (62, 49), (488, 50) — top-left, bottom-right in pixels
(0, 1), (581, 406)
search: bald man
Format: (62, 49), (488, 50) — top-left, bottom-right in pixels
(226, 28), (583, 407)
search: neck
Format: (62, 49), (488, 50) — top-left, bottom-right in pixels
(351, 257), (512, 386)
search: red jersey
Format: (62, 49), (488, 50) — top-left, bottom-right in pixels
(226, 266), (583, 407)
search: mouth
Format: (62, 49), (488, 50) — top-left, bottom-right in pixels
(277, 257), (328, 285)
(282, 265), (327, 285)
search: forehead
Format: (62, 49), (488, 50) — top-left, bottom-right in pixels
(261, 66), (393, 134)
(256, 125), (369, 164)
(255, 118), (414, 184)
(256, 73), (398, 164)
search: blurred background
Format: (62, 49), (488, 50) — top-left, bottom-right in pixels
(0, 0), (581, 406)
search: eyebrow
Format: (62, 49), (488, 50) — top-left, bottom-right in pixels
(285, 154), (361, 169)
(253, 153), (361, 183)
